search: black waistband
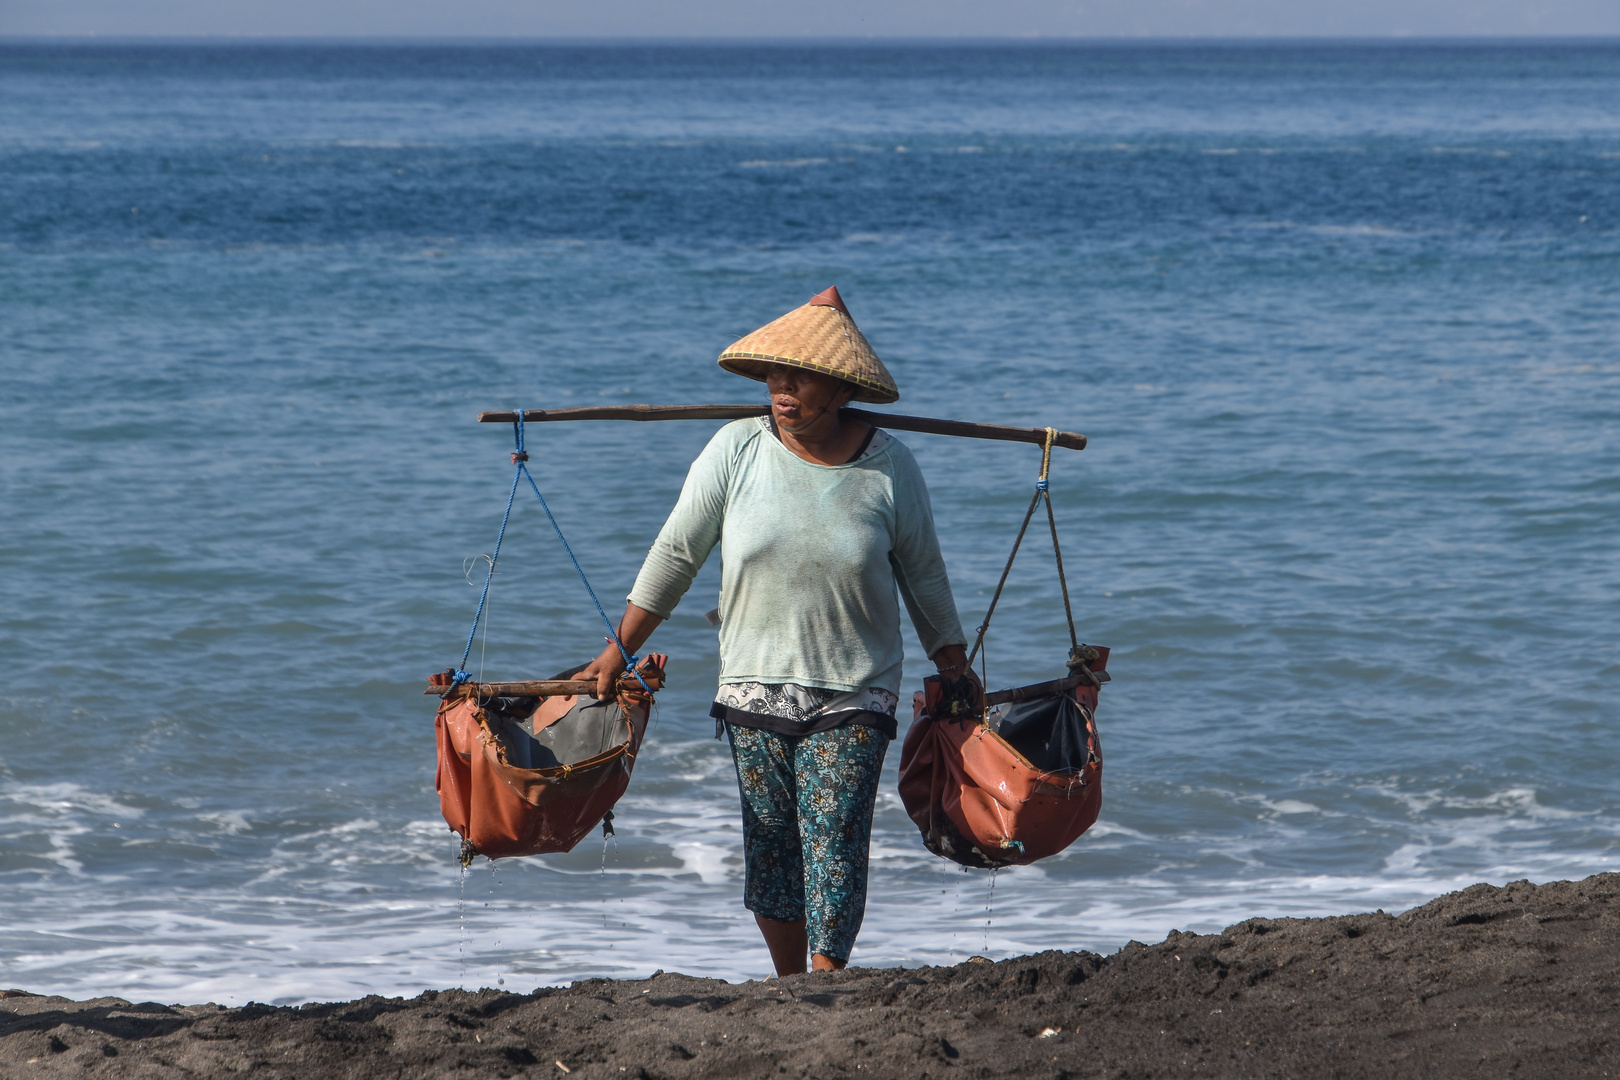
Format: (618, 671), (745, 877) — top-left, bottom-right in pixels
(709, 701), (897, 741)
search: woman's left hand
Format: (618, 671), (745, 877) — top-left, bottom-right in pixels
(932, 644), (970, 680)
(931, 644), (982, 718)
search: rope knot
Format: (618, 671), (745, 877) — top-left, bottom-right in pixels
(450, 669), (472, 685)
(511, 451), (529, 464)
(603, 639), (654, 695)
(1035, 478), (1049, 491)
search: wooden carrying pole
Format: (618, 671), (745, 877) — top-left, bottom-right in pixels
(477, 405), (1086, 452)
(982, 668), (1110, 709)
(427, 679), (598, 700)
(427, 670), (663, 700)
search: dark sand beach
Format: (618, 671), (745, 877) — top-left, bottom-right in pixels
(4, 874), (1614, 1079)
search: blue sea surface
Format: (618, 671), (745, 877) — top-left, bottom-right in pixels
(1, 41), (1617, 1005)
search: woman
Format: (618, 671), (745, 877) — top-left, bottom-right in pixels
(581, 287), (972, 975)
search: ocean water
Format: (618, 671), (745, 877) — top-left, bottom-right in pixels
(1, 40), (1617, 1006)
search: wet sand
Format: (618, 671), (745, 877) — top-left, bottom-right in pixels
(3, 874), (1615, 1078)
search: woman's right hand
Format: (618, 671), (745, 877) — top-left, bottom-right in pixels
(580, 642), (627, 700)
(578, 602), (665, 700)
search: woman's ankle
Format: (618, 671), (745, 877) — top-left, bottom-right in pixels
(755, 914), (808, 975)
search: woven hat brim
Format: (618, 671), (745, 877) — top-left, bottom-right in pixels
(718, 352), (900, 405)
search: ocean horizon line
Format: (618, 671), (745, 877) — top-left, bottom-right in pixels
(4, 33), (1620, 47)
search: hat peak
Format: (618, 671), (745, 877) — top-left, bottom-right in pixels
(807, 285), (849, 317)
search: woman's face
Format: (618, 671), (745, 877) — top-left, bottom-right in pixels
(765, 366), (855, 431)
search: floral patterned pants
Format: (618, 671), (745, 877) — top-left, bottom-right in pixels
(725, 722), (890, 963)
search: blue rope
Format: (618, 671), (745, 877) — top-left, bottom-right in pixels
(455, 409), (651, 696)
(455, 459), (522, 682)
(517, 460), (652, 695)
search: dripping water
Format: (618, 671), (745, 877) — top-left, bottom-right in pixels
(952, 866), (966, 958)
(600, 828), (617, 936)
(457, 858), (468, 989)
(489, 858), (505, 987)
(984, 867), (999, 955)
(457, 838), (477, 988)
(600, 811), (621, 939)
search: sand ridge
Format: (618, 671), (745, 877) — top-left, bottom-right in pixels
(3, 874), (1615, 1078)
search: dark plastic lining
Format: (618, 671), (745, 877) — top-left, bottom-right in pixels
(993, 691), (1091, 774)
(479, 696), (629, 770)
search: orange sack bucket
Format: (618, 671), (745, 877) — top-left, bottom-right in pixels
(898, 648), (1106, 869)
(433, 655), (667, 860)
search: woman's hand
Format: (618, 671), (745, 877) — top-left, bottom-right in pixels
(580, 602), (665, 700)
(931, 643), (983, 719)
(932, 644), (970, 680)
(580, 643), (629, 701)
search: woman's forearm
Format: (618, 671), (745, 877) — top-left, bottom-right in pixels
(613, 602), (664, 655)
(584, 602), (665, 698)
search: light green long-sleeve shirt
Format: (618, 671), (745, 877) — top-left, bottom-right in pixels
(628, 419), (967, 695)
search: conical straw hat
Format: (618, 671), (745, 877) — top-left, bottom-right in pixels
(718, 286), (899, 404)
